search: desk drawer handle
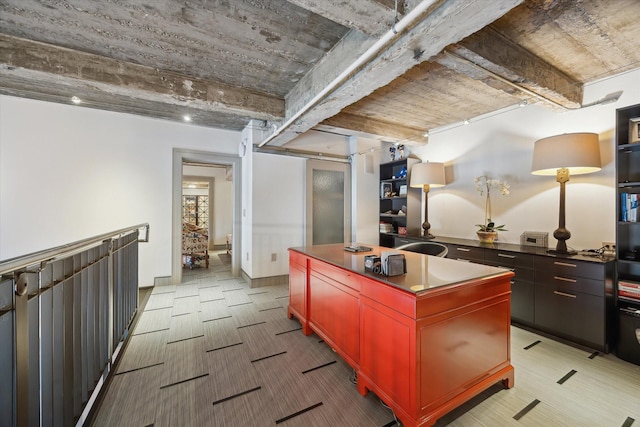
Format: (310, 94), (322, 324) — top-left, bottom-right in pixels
(554, 276), (577, 283)
(554, 291), (577, 299)
(498, 253), (516, 259)
(456, 248), (471, 252)
(554, 261), (576, 268)
(397, 239), (409, 244)
(499, 266), (516, 271)
(456, 258), (471, 262)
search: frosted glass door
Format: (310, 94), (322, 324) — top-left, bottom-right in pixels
(313, 169), (344, 244)
(306, 160), (351, 245)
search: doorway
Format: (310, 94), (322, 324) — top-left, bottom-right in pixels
(172, 149), (241, 284)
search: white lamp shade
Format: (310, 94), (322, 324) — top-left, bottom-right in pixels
(531, 132), (601, 176)
(410, 162), (446, 188)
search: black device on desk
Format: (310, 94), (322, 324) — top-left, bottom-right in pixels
(344, 245), (372, 253)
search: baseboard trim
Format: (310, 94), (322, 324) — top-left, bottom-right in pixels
(240, 270), (288, 288)
(154, 276), (172, 287)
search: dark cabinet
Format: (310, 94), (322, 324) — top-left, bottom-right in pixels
(534, 283), (604, 347)
(484, 250), (535, 325)
(392, 236), (613, 351)
(534, 257), (613, 351)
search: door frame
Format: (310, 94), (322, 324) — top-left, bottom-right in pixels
(172, 148), (241, 284)
(182, 175), (215, 249)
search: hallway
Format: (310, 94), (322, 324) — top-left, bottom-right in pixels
(91, 252), (640, 426)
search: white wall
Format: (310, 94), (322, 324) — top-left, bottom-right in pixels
(408, 68), (640, 251)
(351, 140), (383, 246)
(2, 68), (639, 286)
(251, 152), (306, 278)
(0, 95), (240, 286)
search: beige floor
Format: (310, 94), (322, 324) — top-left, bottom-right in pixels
(91, 251), (640, 427)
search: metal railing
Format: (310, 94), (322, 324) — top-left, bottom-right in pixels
(0, 223), (149, 427)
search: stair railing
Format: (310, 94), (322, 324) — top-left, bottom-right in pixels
(0, 223), (149, 427)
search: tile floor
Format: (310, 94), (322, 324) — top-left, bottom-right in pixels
(90, 251), (640, 426)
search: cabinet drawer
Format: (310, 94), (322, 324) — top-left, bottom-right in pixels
(484, 262), (534, 283)
(309, 259), (360, 292)
(445, 245), (484, 262)
(536, 268), (604, 297)
(485, 251), (534, 268)
(534, 284), (605, 348)
(535, 258), (603, 280)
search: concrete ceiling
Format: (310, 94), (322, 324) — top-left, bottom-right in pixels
(1, 0), (639, 156)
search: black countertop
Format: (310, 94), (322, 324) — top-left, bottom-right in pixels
(290, 243), (513, 295)
(393, 235), (615, 264)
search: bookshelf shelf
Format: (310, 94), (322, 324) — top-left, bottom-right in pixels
(379, 158), (420, 247)
(618, 143), (640, 152)
(615, 104), (640, 364)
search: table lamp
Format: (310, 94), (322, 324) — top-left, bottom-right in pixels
(410, 162), (446, 239)
(531, 132), (601, 255)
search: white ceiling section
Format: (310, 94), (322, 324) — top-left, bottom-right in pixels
(1, 0), (639, 156)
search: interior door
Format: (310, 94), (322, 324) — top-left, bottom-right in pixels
(306, 159), (351, 245)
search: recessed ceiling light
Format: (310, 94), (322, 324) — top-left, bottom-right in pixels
(423, 131), (429, 137)
(463, 119), (470, 125)
(183, 115), (192, 122)
(519, 100), (528, 107)
(71, 96), (82, 104)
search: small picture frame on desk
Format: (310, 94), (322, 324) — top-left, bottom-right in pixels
(629, 117), (640, 144)
(381, 182), (392, 198)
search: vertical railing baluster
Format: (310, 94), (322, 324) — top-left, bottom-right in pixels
(2, 224), (147, 426)
(0, 276), (16, 427)
(14, 273), (29, 427)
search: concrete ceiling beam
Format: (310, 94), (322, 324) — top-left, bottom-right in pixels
(437, 26), (582, 109)
(265, 0), (524, 147)
(0, 34), (284, 127)
(287, 0), (401, 36)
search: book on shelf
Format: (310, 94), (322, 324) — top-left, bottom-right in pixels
(379, 222), (394, 233)
(620, 193), (639, 222)
(619, 280), (640, 300)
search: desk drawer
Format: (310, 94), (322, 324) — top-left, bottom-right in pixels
(309, 259), (360, 292)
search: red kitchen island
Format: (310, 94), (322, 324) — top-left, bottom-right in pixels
(288, 244), (515, 427)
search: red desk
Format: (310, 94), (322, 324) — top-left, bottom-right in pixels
(288, 244), (515, 427)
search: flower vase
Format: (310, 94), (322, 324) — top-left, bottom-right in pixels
(476, 231), (498, 243)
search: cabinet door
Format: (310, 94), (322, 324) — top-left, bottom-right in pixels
(534, 284), (605, 347)
(360, 295), (413, 412)
(309, 272), (360, 367)
(511, 279), (534, 324)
